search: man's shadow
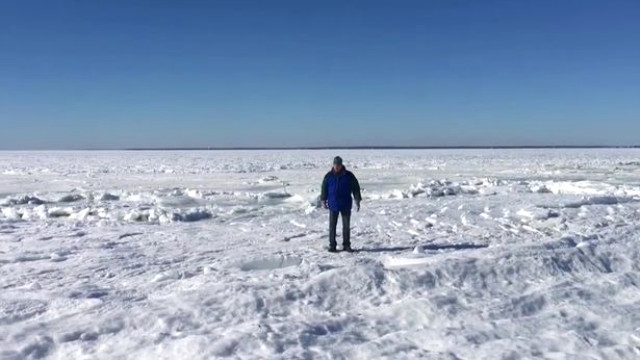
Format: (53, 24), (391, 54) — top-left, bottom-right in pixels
(356, 243), (488, 253)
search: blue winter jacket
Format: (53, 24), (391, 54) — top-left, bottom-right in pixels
(320, 167), (362, 212)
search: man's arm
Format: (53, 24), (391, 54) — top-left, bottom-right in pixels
(350, 173), (362, 202)
(320, 173), (330, 202)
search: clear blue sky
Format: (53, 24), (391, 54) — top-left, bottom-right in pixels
(1, 0), (639, 149)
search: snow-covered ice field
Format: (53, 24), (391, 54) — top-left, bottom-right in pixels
(2, 149), (640, 359)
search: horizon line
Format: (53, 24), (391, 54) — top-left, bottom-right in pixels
(127, 145), (640, 151)
(3, 145), (640, 151)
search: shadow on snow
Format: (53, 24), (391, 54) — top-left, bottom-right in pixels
(356, 243), (488, 253)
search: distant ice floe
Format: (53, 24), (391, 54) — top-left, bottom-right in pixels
(0, 187), (244, 223)
(528, 180), (640, 197)
(98, 193), (120, 201)
(0, 203), (215, 224)
(0, 195), (47, 206)
(123, 207), (214, 223)
(57, 194), (85, 203)
(516, 207), (560, 221)
(368, 178), (500, 200)
(259, 191), (292, 200)
(258, 175), (280, 183)
(0, 186), (307, 224)
(563, 196), (634, 208)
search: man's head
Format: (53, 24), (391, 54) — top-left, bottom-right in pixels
(332, 156), (343, 172)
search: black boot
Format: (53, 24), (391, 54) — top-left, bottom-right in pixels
(328, 247), (338, 253)
(343, 245), (353, 253)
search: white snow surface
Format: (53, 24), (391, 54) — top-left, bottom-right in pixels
(2, 149), (640, 359)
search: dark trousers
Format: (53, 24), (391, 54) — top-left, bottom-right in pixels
(329, 210), (351, 249)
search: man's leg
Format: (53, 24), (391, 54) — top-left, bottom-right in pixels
(329, 210), (339, 250)
(341, 210), (351, 250)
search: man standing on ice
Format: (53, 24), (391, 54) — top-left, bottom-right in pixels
(320, 156), (362, 252)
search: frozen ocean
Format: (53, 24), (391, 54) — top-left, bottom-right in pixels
(2, 149), (640, 359)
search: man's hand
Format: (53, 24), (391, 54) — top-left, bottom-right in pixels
(323, 200), (329, 209)
(356, 200), (361, 212)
